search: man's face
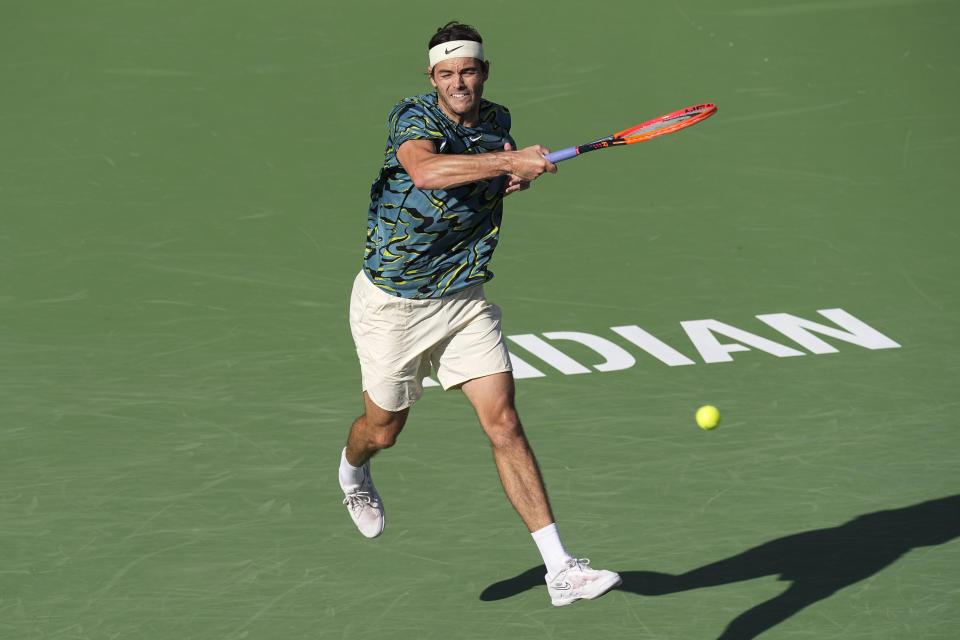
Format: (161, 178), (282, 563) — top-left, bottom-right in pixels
(428, 57), (488, 124)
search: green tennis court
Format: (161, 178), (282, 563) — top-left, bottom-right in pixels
(3, 1), (958, 638)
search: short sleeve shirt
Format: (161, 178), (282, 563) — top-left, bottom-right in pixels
(363, 93), (515, 299)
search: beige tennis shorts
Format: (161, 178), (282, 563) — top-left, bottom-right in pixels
(349, 271), (513, 412)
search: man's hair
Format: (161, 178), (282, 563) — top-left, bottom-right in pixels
(428, 21), (483, 48)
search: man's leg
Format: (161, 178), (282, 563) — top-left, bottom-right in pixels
(339, 392), (409, 538)
(460, 372), (553, 532)
(345, 392), (409, 467)
(460, 372), (621, 606)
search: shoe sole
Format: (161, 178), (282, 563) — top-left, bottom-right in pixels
(551, 574), (623, 607)
(359, 521), (384, 538)
(352, 504), (384, 538)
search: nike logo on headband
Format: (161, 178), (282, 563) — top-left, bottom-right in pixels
(444, 45), (464, 54)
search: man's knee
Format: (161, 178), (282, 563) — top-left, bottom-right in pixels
(482, 408), (524, 448)
(358, 410), (407, 450)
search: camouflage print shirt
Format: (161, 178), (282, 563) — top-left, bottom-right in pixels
(363, 93), (515, 299)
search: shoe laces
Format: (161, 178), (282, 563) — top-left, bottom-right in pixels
(343, 490), (378, 511)
(566, 557), (591, 570)
(553, 557), (591, 580)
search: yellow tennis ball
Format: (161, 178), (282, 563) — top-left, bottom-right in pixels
(696, 405), (720, 430)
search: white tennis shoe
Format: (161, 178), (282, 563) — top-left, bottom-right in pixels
(546, 558), (622, 606)
(342, 461), (384, 538)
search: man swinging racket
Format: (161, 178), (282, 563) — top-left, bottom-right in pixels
(338, 21), (621, 606)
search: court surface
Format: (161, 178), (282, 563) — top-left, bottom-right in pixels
(2, 1), (958, 638)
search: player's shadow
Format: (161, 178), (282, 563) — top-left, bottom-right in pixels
(481, 495), (960, 639)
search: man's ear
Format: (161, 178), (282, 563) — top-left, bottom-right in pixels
(482, 60), (490, 81)
(427, 66), (437, 88)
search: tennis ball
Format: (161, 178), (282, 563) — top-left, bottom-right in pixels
(696, 405), (720, 430)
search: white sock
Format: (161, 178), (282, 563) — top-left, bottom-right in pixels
(531, 522), (574, 577)
(339, 448), (365, 492)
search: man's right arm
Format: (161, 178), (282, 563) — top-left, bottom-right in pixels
(396, 139), (557, 191)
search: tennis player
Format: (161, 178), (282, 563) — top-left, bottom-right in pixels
(338, 21), (621, 606)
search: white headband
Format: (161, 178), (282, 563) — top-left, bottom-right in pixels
(429, 40), (484, 66)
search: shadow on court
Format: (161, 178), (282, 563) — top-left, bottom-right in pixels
(481, 495), (960, 639)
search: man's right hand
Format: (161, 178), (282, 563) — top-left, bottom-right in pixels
(507, 144), (558, 182)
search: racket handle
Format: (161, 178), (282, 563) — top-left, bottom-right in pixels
(545, 146), (578, 163)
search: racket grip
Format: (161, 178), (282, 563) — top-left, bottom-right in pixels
(545, 146), (578, 163)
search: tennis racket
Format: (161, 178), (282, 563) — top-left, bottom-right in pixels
(545, 103), (717, 163)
